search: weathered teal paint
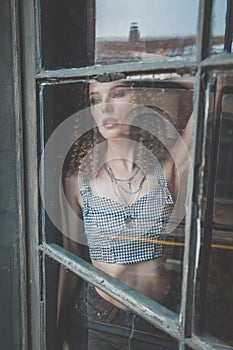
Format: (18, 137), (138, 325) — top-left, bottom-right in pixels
(0, 0), (27, 349)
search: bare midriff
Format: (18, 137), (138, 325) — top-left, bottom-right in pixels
(92, 257), (171, 309)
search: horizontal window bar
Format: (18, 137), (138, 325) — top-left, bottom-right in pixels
(200, 54), (233, 70)
(36, 58), (198, 80)
(41, 242), (181, 340)
(35, 54), (233, 82)
(186, 334), (233, 350)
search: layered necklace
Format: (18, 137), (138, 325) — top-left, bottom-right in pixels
(104, 163), (146, 199)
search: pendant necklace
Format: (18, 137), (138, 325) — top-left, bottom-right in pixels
(104, 163), (146, 195)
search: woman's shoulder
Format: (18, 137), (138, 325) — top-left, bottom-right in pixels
(160, 157), (177, 200)
(63, 173), (84, 208)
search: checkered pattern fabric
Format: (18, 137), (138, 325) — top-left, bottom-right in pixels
(80, 163), (174, 264)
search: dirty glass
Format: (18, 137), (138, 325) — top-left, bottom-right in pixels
(95, 0), (199, 64)
(211, 0), (232, 54)
(39, 73), (194, 337)
(196, 73), (233, 348)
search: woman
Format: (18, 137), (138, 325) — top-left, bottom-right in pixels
(58, 78), (193, 350)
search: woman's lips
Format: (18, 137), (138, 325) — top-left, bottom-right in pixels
(102, 117), (119, 129)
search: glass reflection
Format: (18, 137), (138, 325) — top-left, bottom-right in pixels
(95, 0), (199, 64)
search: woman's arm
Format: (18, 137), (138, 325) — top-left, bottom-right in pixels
(170, 113), (193, 169)
(164, 113), (194, 199)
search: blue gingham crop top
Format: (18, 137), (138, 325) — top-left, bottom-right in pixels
(80, 162), (174, 264)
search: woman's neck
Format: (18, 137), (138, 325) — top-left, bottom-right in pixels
(105, 138), (137, 174)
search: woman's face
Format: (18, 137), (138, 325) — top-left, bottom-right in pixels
(89, 81), (134, 139)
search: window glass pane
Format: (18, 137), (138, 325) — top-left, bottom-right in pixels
(39, 81), (89, 245)
(40, 0), (95, 69)
(202, 75), (233, 223)
(214, 94), (233, 216)
(95, 0), (199, 64)
(197, 73), (233, 348)
(211, 0), (232, 54)
(39, 0), (200, 69)
(45, 256), (60, 349)
(40, 75), (194, 330)
(203, 231), (233, 346)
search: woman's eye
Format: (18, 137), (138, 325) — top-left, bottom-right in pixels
(90, 97), (101, 105)
(112, 90), (126, 99)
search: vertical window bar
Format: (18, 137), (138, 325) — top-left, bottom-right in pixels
(87, 0), (96, 65)
(35, 0), (42, 72)
(19, 0), (41, 348)
(180, 70), (210, 338)
(38, 83), (46, 244)
(198, 74), (222, 331)
(10, 0), (28, 348)
(224, 0), (233, 52)
(40, 251), (47, 349)
(196, 0), (213, 61)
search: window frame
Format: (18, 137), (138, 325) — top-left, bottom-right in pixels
(19, 0), (233, 349)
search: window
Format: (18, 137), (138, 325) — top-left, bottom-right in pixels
(20, 0), (233, 349)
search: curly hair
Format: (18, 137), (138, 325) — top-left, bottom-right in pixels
(63, 104), (175, 179)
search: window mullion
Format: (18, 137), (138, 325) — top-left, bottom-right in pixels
(196, 0), (213, 61)
(180, 69), (210, 338)
(187, 334), (233, 350)
(198, 73), (222, 331)
(224, 0), (233, 53)
(20, 0), (41, 349)
(36, 59), (198, 80)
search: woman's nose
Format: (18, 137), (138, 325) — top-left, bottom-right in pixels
(101, 102), (113, 114)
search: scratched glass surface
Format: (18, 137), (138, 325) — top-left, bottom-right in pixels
(95, 0), (199, 64)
